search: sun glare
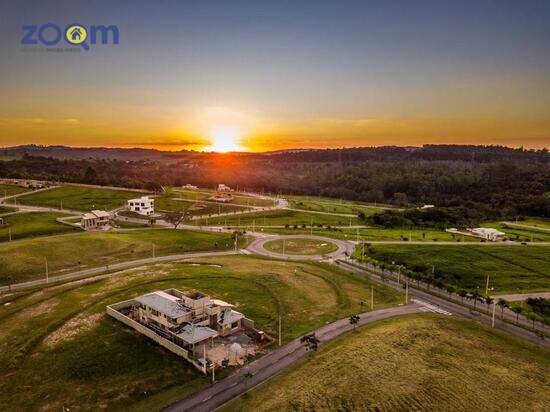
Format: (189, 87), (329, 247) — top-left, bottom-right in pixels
(205, 127), (244, 152)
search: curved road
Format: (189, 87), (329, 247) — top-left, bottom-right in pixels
(164, 304), (424, 412)
(247, 234), (354, 260)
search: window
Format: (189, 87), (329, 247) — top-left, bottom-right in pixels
(231, 321), (239, 328)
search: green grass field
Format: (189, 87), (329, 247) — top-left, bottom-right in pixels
(169, 188), (276, 207)
(222, 315), (550, 412)
(483, 222), (550, 242)
(194, 209), (360, 227)
(0, 183), (31, 197)
(519, 219), (550, 229)
(363, 244), (550, 293)
(155, 197), (251, 216)
(15, 186), (146, 211)
(0, 255), (402, 411)
(0, 212), (79, 242)
(263, 238), (339, 255)
(0, 229), (237, 285)
(0, 205), (17, 214)
(287, 195), (389, 216)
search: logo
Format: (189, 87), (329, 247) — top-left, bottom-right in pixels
(21, 23), (119, 51)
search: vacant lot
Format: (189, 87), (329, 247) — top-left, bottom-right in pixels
(170, 189), (277, 207)
(155, 197), (251, 216)
(263, 238), (338, 255)
(194, 209), (360, 227)
(0, 229), (236, 285)
(16, 186), (145, 211)
(0, 212), (78, 242)
(364, 244), (550, 293)
(223, 315), (549, 412)
(0, 255), (401, 411)
(287, 195), (388, 216)
(0, 183), (30, 197)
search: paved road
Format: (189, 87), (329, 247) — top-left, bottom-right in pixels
(351, 240), (550, 246)
(337, 260), (550, 348)
(491, 292), (550, 301)
(246, 234), (354, 260)
(164, 304), (424, 412)
(0, 250), (238, 292)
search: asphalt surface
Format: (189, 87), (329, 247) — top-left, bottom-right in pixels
(247, 234), (354, 260)
(164, 304), (425, 412)
(0, 250), (238, 292)
(337, 260), (550, 348)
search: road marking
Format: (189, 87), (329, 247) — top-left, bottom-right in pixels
(413, 299), (452, 315)
(240, 249), (252, 255)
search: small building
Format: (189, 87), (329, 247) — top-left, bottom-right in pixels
(217, 184), (232, 192)
(469, 227), (506, 241)
(128, 196), (154, 216)
(182, 184), (198, 190)
(81, 210), (111, 230)
(420, 204), (435, 209)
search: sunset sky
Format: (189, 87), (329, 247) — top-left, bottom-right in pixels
(0, 0), (549, 151)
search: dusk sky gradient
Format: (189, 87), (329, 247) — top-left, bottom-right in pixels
(0, 0), (549, 151)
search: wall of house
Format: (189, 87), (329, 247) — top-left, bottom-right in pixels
(106, 301), (206, 374)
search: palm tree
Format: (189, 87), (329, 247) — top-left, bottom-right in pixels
(471, 290), (481, 310)
(484, 296), (494, 309)
(349, 314), (360, 330)
(497, 299), (509, 318)
(446, 285), (456, 297)
(458, 289), (467, 303)
(511, 306), (523, 321)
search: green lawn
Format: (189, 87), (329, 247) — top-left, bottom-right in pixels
(169, 188), (276, 207)
(263, 238), (339, 255)
(0, 229), (237, 285)
(15, 186), (146, 211)
(287, 196), (388, 216)
(362, 244), (550, 293)
(194, 209), (360, 227)
(0, 205), (17, 215)
(0, 212), (78, 242)
(519, 219), (550, 229)
(155, 197), (251, 216)
(0, 255), (402, 411)
(483, 222), (550, 242)
(0, 183), (31, 197)
(222, 315), (550, 412)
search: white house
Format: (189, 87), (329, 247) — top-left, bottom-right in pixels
(128, 196), (154, 216)
(217, 184), (232, 192)
(81, 210), (111, 230)
(470, 227), (506, 241)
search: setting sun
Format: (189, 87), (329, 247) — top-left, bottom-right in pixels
(205, 127), (245, 152)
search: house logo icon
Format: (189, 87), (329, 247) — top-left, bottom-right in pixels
(65, 25), (87, 45)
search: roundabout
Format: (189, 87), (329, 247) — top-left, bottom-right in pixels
(247, 235), (353, 261)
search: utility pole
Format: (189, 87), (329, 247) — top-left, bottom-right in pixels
(405, 281), (409, 304)
(212, 364), (215, 383)
(45, 257), (49, 283)
(485, 274), (490, 296)
(278, 315), (282, 346)
(370, 286), (374, 309)
(491, 303), (496, 328)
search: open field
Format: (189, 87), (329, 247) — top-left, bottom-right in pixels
(169, 188), (277, 207)
(520, 219), (550, 229)
(194, 209), (360, 227)
(363, 244), (550, 293)
(0, 183), (31, 197)
(222, 315), (550, 412)
(0, 255), (401, 411)
(15, 186), (146, 211)
(259, 226), (481, 242)
(0, 212), (78, 242)
(155, 197), (252, 216)
(287, 195), (389, 215)
(0, 229), (236, 285)
(0, 205), (17, 214)
(483, 222), (550, 242)
(263, 238), (339, 255)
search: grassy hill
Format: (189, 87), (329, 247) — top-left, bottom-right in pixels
(0, 256), (402, 411)
(223, 315), (550, 412)
(15, 186), (146, 211)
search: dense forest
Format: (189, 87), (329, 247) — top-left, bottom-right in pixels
(1, 145), (549, 225)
